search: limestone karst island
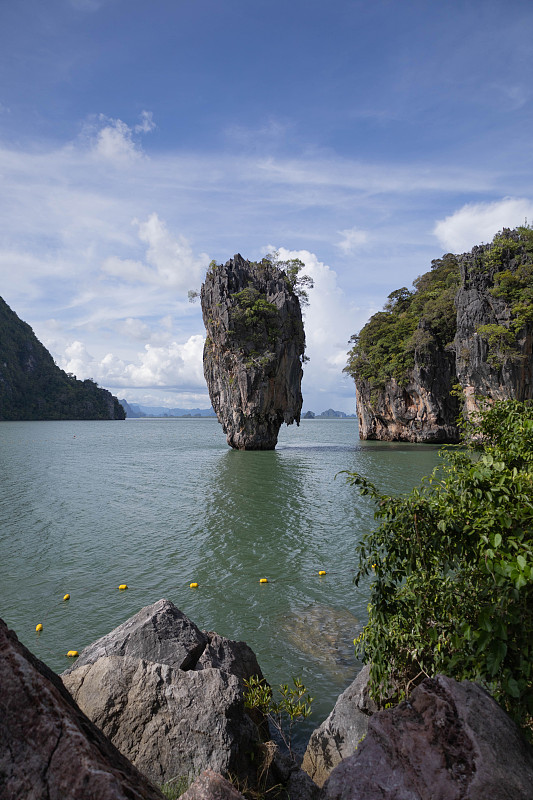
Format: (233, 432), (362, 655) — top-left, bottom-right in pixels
(201, 253), (307, 450)
(2, 227), (533, 800)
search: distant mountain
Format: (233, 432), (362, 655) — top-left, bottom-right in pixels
(302, 409), (356, 419)
(120, 401), (216, 418)
(0, 296), (125, 421)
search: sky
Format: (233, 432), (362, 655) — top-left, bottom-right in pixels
(1, 0), (533, 414)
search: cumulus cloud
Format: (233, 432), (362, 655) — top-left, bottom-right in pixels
(89, 111), (156, 163)
(336, 226), (369, 254)
(101, 212), (209, 290)
(433, 197), (533, 253)
(61, 335), (206, 389)
(271, 247), (362, 411)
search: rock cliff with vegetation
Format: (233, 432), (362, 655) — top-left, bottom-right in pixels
(0, 296), (124, 421)
(345, 226), (533, 441)
(200, 253), (309, 449)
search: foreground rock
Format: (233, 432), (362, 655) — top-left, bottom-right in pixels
(64, 655), (259, 787)
(180, 770), (247, 800)
(321, 674), (533, 800)
(201, 254), (306, 449)
(61, 599), (284, 790)
(302, 665), (378, 787)
(0, 617), (164, 800)
(62, 598), (209, 675)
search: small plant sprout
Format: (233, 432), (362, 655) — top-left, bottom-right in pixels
(243, 675), (313, 759)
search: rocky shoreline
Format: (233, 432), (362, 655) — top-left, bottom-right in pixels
(2, 599), (533, 799)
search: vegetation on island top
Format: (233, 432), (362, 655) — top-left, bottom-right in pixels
(0, 296), (124, 421)
(345, 398), (533, 736)
(344, 225), (533, 388)
(344, 251), (460, 388)
(199, 251), (313, 371)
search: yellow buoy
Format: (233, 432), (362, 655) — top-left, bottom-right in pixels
(63, 593), (70, 601)
(190, 582), (199, 589)
(118, 584), (128, 590)
(35, 623), (43, 632)
(66, 650), (79, 658)
(259, 578), (268, 584)
(318, 570), (326, 576)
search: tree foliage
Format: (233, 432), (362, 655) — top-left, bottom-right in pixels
(345, 399), (533, 734)
(261, 251), (314, 307)
(243, 675), (313, 758)
(470, 227), (533, 364)
(0, 297), (124, 420)
(344, 253), (460, 388)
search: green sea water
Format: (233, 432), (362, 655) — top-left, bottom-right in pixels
(0, 417), (442, 749)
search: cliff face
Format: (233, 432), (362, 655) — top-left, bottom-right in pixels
(455, 234), (533, 417)
(201, 254), (305, 450)
(349, 227), (533, 442)
(0, 296), (125, 421)
(355, 347), (459, 443)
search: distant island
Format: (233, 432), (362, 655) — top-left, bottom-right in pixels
(302, 409), (356, 419)
(0, 296), (124, 421)
(120, 400), (216, 418)
(120, 400), (354, 420)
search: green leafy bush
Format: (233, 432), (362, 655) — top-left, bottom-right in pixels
(346, 399), (533, 734)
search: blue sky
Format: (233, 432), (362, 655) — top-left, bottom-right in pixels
(1, 0), (533, 413)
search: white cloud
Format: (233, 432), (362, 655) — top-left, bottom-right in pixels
(116, 318), (152, 341)
(101, 212), (209, 291)
(135, 111), (156, 134)
(272, 247), (362, 412)
(61, 335), (206, 389)
(433, 197), (533, 253)
(88, 112), (156, 164)
(336, 226), (369, 254)
(93, 116), (140, 163)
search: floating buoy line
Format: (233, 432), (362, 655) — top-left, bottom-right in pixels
(28, 568), (355, 661)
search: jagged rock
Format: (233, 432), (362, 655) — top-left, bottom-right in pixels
(194, 631), (265, 686)
(0, 617), (164, 800)
(270, 750), (321, 800)
(62, 599), (269, 787)
(302, 665), (378, 787)
(201, 254), (305, 449)
(180, 770), (247, 800)
(62, 655), (260, 787)
(351, 227), (533, 442)
(355, 350), (459, 443)
(455, 232), (533, 418)
(321, 674), (533, 800)
(62, 598), (208, 675)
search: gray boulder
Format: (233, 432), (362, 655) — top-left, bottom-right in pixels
(302, 665), (377, 787)
(61, 599), (276, 789)
(180, 770), (247, 800)
(194, 630), (265, 687)
(62, 655), (260, 786)
(62, 597), (208, 674)
(0, 617), (164, 800)
(321, 674), (533, 800)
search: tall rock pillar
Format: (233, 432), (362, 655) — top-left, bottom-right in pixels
(201, 254), (305, 450)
